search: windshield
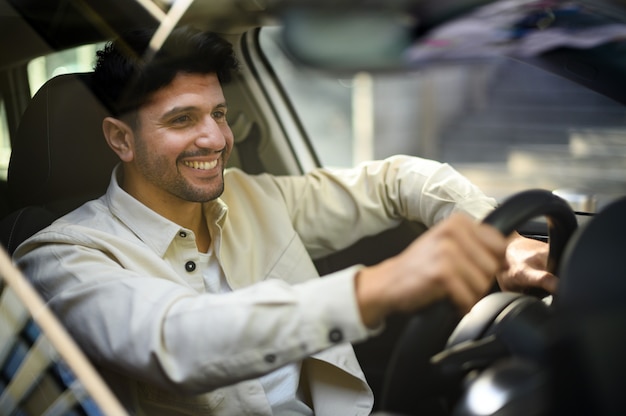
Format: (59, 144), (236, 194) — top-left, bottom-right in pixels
(259, 26), (626, 214)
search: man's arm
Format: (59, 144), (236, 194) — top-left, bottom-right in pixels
(266, 156), (552, 294)
(267, 155), (498, 260)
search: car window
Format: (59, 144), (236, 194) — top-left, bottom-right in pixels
(259, 27), (626, 213)
(27, 43), (103, 97)
(0, 43), (103, 181)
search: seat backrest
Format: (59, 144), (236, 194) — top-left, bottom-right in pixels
(7, 72), (119, 215)
(0, 245), (127, 415)
(0, 73), (125, 413)
(0, 73), (119, 254)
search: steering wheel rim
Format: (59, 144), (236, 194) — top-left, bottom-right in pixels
(379, 189), (578, 415)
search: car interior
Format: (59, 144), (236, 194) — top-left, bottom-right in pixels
(1, 0), (626, 414)
(0, 1), (424, 412)
(0, 59), (423, 415)
(0, 241), (127, 414)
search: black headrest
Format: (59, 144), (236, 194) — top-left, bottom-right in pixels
(558, 196), (626, 312)
(7, 73), (119, 215)
(550, 197), (626, 414)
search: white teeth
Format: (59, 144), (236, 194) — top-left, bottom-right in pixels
(183, 160), (218, 170)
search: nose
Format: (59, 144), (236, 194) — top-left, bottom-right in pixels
(195, 116), (227, 150)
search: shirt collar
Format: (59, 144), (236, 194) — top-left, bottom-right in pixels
(104, 165), (229, 256)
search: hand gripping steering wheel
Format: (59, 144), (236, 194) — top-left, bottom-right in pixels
(379, 189), (578, 415)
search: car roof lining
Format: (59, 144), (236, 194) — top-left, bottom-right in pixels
(3, 0), (626, 107)
(517, 44), (626, 106)
(0, 0), (266, 69)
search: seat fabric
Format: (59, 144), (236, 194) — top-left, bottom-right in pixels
(1, 73), (118, 253)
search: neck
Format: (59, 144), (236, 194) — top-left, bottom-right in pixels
(163, 204), (213, 253)
(120, 172), (212, 252)
(193, 213), (212, 253)
(160, 204), (213, 253)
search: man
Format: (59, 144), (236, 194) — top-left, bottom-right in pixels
(14, 27), (552, 415)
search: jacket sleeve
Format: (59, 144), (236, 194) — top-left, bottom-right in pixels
(14, 232), (371, 394)
(267, 155), (497, 259)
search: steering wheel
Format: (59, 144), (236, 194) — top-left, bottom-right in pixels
(379, 189), (578, 415)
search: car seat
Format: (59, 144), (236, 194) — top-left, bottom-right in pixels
(0, 72), (130, 414)
(0, 72), (118, 254)
(0, 242), (127, 414)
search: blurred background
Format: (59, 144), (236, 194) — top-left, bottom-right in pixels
(260, 25), (626, 211)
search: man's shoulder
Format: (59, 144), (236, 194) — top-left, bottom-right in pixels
(20, 198), (112, 244)
(223, 167), (278, 192)
(221, 168), (293, 214)
(57, 197), (110, 225)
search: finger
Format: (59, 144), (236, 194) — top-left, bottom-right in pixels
(426, 219), (503, 311)
(445, 213), (509, 257)
(444, 246), (502, 312)
(455, 251), (498, 296)
(539, 272), (559, 294)
(444, 265), (484, 313)
(445, 218), (508, 295)
(473, 222), (510, 257)
(523, 269), (559, 294)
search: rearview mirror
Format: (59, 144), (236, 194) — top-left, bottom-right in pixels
(277, 0), (626, 78)
(280, 9), (414, 71)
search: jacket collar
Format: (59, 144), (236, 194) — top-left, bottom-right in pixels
(104, 164), (229, 257)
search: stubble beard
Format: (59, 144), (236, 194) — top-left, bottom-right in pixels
(169, 162), (226, 203)
(136, 149), (226, 203)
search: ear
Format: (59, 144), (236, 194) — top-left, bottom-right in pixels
(102, 117), (134, 162)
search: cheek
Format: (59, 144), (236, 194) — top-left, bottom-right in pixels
(139, 128), (184, 154)
(223, 126), (235, 147)
(133, 134), (171, 167)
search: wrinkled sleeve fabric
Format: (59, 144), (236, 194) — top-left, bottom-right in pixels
(268, 155), (497, 259)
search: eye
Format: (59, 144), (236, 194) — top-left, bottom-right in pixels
(172, 114), (192, 125)
(212, 109), (227, 120)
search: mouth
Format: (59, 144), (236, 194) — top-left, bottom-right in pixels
(182, 159), (219, 170)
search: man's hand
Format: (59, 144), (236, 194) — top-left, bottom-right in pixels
(496, 234), (556, 294)
(355, 213), (508, 328)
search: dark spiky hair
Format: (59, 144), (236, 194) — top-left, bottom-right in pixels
(93, 26), (239, 117)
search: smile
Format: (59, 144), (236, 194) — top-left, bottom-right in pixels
(183, 160), (218, 170)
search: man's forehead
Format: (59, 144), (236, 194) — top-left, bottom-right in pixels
(144, 73), (226, 110)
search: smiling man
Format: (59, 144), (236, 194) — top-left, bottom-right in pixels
(103, 71), (232, 253)
(14, 26), (551, 415)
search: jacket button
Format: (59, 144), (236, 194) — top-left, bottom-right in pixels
(264, 354), (276, 364)
(185, 261), (196, 272)
(179, 231), (187, 238)
(328, 328), (344, 343)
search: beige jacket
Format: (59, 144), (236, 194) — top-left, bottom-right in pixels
(14, 155), (496, 415)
